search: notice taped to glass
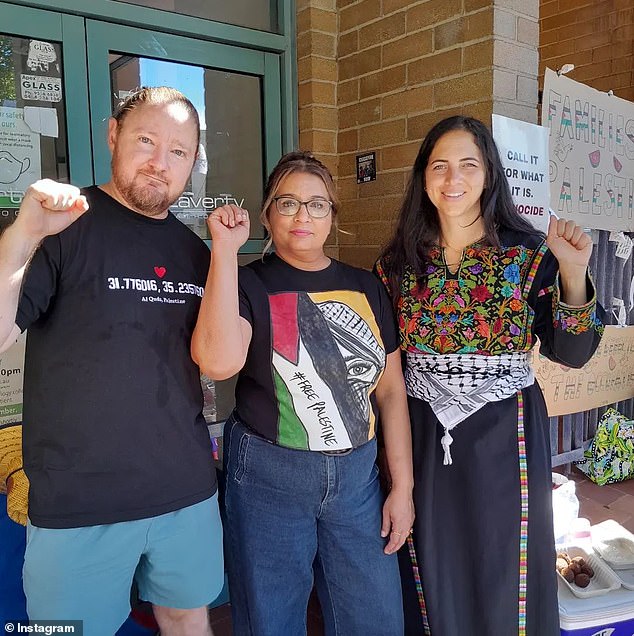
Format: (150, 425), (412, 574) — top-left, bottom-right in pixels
(0, 331), (26, 426)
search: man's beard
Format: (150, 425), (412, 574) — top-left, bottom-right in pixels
(111, 160), (179, 217)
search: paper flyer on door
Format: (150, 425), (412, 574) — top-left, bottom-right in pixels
(0, 331), (26, 426)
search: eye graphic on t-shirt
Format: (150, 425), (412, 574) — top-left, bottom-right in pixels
(154, 266), (167, 278)
(269, 291), (385, 450)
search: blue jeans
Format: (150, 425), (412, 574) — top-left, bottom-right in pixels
(224, 414), (403, 636)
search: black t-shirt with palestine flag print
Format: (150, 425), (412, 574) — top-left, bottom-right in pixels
(236, 253), (398, 451)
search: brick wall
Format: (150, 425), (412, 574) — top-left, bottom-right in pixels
(296, 0), (339, 256)
(539, 0), (634, 101)
(296, 0), (540, 269)
(297, 0), (339, 175)
(336, 0), (497, 267)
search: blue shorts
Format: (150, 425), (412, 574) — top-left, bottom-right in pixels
(23, 494), (224, 636)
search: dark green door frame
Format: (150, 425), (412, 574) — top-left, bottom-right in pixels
(85, 20), (282, 186)
(1, 3), (93, 185)
(2, 0), (296, 252)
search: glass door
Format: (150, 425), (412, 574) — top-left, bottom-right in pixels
(85, 22), (284, 423)
(0, 4), (92, 231)
(85, 20), (282, 251)
(0, 4), (93, 428)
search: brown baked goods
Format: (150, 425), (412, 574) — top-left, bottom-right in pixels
(574, 573), (591, 588)
(568, 561), (582, 575)
(556, 551), (595, 588)
(556, 557), (569, 570)
(580, 564), (594, 577)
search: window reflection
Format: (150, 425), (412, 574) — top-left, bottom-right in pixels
(110, 55), (265, 241)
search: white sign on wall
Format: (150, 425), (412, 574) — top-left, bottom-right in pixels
(542, 67), (634, 232)
(492, 114), (550, 233)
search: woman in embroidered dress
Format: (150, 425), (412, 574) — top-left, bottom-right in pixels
(376, 116), (604, 636)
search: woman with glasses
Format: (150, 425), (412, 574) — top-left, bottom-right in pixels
(192, 151), (414, 635)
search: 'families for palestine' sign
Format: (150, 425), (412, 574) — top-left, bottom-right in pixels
(542, 67), (634, 232)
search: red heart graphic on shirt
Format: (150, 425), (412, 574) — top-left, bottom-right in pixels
(154, 266), (166, 278)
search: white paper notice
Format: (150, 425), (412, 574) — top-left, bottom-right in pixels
(0, 107), (41, 193)
(0, 331), (26, 426)
(27, 40), (57, 73)
(20, 74), (62, 102)
(23, 106), (59, 138)
(614, 234), (633, 260)
(492, 114), (550, 233)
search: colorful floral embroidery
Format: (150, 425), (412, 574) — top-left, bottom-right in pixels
(376, 246), (604, 355)
(553, 275), (604, 335)
(393, 244), (536, 355)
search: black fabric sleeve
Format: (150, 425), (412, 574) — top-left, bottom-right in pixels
(237, 265), (256, 325)
(374, 276), (399, 355)
(15, 235), (62, 332)
(529, 249), (605, 369)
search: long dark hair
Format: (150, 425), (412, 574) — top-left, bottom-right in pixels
(379, 115), (541, 301)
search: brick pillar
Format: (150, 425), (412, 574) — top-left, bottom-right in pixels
(296, 1), (338, 173)
(333, 0), (540, 268)
(492, 0), (540, 124)
(296, 0), (339, 257)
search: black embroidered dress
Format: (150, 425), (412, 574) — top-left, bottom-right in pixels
(377, 230), (604, 636)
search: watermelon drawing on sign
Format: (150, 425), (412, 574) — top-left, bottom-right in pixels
(613, 156), (623, 172)
(589, 149), (601, 167)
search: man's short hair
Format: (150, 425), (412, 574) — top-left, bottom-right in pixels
(112, 86), (200, 147)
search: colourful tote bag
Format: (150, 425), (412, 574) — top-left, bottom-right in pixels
(575, 408), (634, 486)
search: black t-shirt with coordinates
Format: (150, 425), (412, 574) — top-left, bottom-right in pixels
(16, 186), (217, 528)
(237, 253), (398, 451)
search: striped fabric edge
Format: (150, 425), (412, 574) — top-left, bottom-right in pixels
(522, 242), (549, 299)
(407, 533), (431, 635)
(517, 391), (529, 636)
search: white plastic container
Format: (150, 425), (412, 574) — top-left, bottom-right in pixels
(592, 520), (634, 570)
(609, 565), (634, 591)
(557, 546), (621, 599)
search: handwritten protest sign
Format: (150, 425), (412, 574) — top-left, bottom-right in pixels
(531, 326), (634, 416)
(492, 114), (550, 232)
(542, 68), (634, 232)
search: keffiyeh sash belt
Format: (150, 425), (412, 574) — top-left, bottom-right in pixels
(405, 351), (534, 465)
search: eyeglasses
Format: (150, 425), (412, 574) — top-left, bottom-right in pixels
(273, 196), (333, 218)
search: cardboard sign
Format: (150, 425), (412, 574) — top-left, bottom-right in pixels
(542, 68), (634, 232)
(492, 114), (550, 232)
(531, 326), (634, 416)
